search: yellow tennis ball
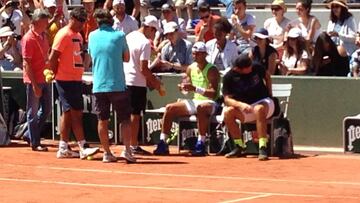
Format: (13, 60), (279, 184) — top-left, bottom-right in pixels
(87, 155), (93, 160)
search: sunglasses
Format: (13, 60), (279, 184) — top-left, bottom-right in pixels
(271, 7), (281, 11)
(200, 15), (210, 20)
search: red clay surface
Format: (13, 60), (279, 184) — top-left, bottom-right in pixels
(1, 139), (360, 203)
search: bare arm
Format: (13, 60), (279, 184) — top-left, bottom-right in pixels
(264, 71), (272, 97)
(132, 0), (140, 17)
(267, 52), (277, 75)
(123, 49), (130, 62)
(307, 17), (321, 42)
(287, 58), (309, 75)
(233, 24), (255, 40)
(23, 58), (42, 97)
(140, 60), (161, 90)
(48, 49), (61, 75)
(103, 0), (112, 10)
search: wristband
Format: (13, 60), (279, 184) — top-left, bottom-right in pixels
(195, 86), (206, 95)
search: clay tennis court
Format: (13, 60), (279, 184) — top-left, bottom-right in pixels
(1, 140), (360, 203)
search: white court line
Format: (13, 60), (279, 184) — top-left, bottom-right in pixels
(3, 164), (360, 187)
(0, 177), (359, 200)
(220, 194), (272, 203)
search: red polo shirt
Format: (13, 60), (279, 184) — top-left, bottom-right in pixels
(22, 29), (50, 84)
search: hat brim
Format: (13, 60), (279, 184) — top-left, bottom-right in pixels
(254, 33), (269, 39)
(327, 1), (348, 9)
(164, 28), (176, 35)
(0, 31), (14, 37)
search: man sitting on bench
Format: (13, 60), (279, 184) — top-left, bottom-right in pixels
(222, 53), (275, 161)
(153, 41), (220, 156)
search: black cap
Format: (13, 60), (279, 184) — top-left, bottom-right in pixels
(233, 53), (252, 69)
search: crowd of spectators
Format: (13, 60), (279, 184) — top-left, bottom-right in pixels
(1, 0), (359, 77)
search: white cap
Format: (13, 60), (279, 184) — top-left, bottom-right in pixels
(43, 0), (56, 8)
(287, 27), (302, 38)
(163, 21), (178, 35)
(143, 15), (159, 31)
(112, 0), (125, 6)
(0, 26), (14, 37)
(192, 41), (207, 53)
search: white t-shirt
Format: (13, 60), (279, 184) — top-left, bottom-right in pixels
(289, 17), (321, 43)
(264, 17), (290, 49)
(230, 14), (256, 47)
(113, 14), (138, 35)
(282, 50), (309, 69)
(0, 9), (23, 35)
(124, 31), (151, 87)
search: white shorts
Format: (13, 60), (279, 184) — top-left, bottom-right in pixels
(241, 97), (275, 123)
(183, 99), (216, 115)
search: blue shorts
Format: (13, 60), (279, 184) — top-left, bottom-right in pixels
(55, 80), (83, 112)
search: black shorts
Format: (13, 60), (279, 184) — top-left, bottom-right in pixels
(94, 90), (132, 122)
(55, 80), (83, 112)
(128, 86), (147, 115)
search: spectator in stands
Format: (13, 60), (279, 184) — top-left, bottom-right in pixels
(194, 3), (220, 43)
(279, 27), (309, 75)
(349, 33), (360, 77)
(49, 7), (99, 159)
(0, 26), (21, 70)
(112, 0), (138, 35)
(229, 0), (256, 55)
(286, 0), (321, 53)
(250, 28), (278, 75)
(21, 9), (51, 151)
(89, 9), (134, 163)
(139, 0), (172, 21)
(174, 0), (194, 29)
(0, 0), (30, 36)
(124, 15), (162, 155)
(327, 0), (357, 56)
(153, 41), (220, 156)
(313, 32), (349, 76)
(197, 0), (233, 19)
(264, 0), (290, 58)
(104, 0), (140, 19)
(82, 0), (97, 44)
(154, 3), (186, 52)
(206, 17), (237, 72)
(153, 21), (192, 72)
(44, 0), (62, 45)
(222, 53), (274, 160)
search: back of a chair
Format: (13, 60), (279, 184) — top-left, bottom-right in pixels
(272, 84), (292, 118)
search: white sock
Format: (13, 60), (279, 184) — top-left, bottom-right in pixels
(77, 140), (86, 150)
(160, 133), (168, 141)
(59, 140), (68, 150)
(198, 135), (206, 142)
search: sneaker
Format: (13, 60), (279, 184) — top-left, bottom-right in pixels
(120, 150), (136, 163)
(186, 19), (192, 29)
(102, 152), (117, 163)
(225, 145), (244, 158)
(191, 140), (206, 156)
(80, 147), (100, 159)
(32, 145), (48, 152)
(131, 146), (151, 155)
(56, 148), (80, 158)
(258, 147), (268, 161)
(153, 140), (169, 155)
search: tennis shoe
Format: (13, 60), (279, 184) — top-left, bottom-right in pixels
(153, 140), (169, 155)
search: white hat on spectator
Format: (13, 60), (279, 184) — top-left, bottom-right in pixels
(328, 0), (347, 9)
(143, 15), (159, 31)
(112, 0), (125, 6)
(0, 26), (14, 37)
(43, 0), (56, 8)
(163, 21), (178, 35)
(287, 27), (302, 38)
(192, 41), (207, 53)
